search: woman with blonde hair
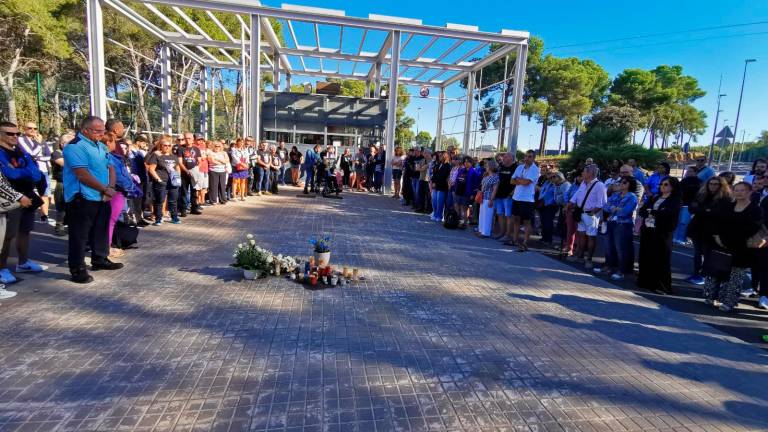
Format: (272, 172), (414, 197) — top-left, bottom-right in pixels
(686, 175), (733, 285)
(229, 138), (250, 201)
(207, 140), (230, 205)
(146, 135), (182, 225)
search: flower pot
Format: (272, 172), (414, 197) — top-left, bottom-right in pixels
(314, 251), (331, 266)
(243, 269), (258, 280)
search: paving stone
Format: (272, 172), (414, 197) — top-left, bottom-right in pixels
(0, 189), (766, 431)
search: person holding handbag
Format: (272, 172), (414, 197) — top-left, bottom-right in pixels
(686, 176), (732, 285)
(703, 182), (763, 312)
(146, 136), (182, 226)
(637, 177), (681, 294)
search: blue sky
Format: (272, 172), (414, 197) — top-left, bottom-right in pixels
(263, 0), (768, 151)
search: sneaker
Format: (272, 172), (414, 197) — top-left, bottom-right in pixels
(91, 259), (124, 271)
(0, 287), (17, 300)
(741, 288), (757, 298)
(610, 273), (624, 281)
(190, 209), (202, 215)
(593, 267), (603, 274)
(758, 296), (768, 310)
(171, 218), (181, 224)
(584, 260), (593, 270)
(0, 269), (17, 284)
(704, 299), (715, 306)
(40, 214), (48, 222)
(685, 275), (705, 286)
(718, 304), (733, 313)
(179, 212), (188, 218)
(153, 221), (163, 226)
(16, 261), (48, 273)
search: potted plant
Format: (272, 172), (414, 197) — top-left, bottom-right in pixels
(309, 235), (332, 265)
(232, 234), (274, 279)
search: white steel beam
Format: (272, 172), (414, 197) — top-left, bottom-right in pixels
(86, 0), (107, 118)
(285, 20), (307, 70)
(144, 3), (189, 36)
(442, 42), (518, 87)
(367, 32), (392, 81)
(103, 0), (166, 40)
(506, 44), (528, 154)
(383, 30), (400, 195)
(249, 13), (261, 139)
(200, 67), (209, 136)
(241, 24), (248, 136)
(160, 45), (173, 134)
(261, 16), (292, 73)
(435, 87), (445, 150)
(206, 10), (237, 42)
(462, 71), (475, 154)
(139, 0), (529, 44)
(351, 28), (367, 75)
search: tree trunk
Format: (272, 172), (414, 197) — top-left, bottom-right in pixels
(216, 71), (230, 138)
(538, 116), (548, 156)
(127, 41), (151, 136)
(649, 128), (655, 149)
(0, 82), (17, 124)
(564, 127), (570, 153)
(52, 90), (62, 135)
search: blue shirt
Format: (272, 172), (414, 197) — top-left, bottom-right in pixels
(603, 191), (638, 224)
(564, 182), (580, 204)
(645, 172), (666, 197)
(633, 167), (646, 185)
(304, 149), (319, 169)
(697, 165), (715, 182)
(0, 145), (42, 196)
(63, 133), (110, 202)
(539, 180), (556, 206)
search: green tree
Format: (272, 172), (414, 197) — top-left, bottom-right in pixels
(0, 0), (77, 122)
(561, 127), (664, 175)
(523, 55), (610, 156)
(586, 105), (642, 135)
(434, 134), (460, 150)
(414, 131), (432, 149)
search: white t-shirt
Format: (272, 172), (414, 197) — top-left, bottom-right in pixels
(511, 163), (540, 202)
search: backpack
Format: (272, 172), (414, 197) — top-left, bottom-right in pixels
(112, 221), (139, 249)
(443, 209), (460, 229)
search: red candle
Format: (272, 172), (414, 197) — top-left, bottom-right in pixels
(309, 274), (318, 285)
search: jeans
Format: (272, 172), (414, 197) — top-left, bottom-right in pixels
(152, 181), (179, 222)
(255, 166), (270, 192)
(67, 195), (111, 271)
(270, 169), (279, 193)
(304, 166), (314, 191)
(539, 205), (557, 243)
(178, 171), (198, 212)
(279, 164), (287, 185)
(432, 190), (447, 221)
(412, 179), (421, 208)
(673, 206), (691, 243)
(373, 170), (383, 190)
(606, 222), (635, 274)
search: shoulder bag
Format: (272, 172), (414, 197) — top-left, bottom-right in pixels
(572, 181), (598, 223)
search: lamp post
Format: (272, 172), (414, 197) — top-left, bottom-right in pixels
(728, 58), (757, 171)
(708, 91), (726, 164)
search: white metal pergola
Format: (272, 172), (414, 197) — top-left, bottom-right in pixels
(86, 0), (529, 192)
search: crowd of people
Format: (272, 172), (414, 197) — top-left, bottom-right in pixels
(392, 145), (768, 314)
(1, 116), (767, 322)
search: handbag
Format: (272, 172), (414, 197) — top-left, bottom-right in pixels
(702, 249), (732, 279)
(747, 225), (768, 248)
(572, 180), (598, 223)
(474, 190), (483, 204)
(169, 170), (182, 188)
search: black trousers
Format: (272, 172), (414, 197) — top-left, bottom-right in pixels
(270, 169), (279, 194)
(756, 248), (768, 296)
(209, 171), (227, 204)
(153, 182), (179, 222)
(67, 196), (110, 272)
(178, 171), (198, 211)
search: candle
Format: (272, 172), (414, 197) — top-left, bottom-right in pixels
(309, 274), (318, 285)
(352, 268), (359, 281)
(342, 266), (349, 278)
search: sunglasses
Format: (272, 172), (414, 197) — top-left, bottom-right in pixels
(26, 127), (37, 130)
(1, 131), (21, 137)
(695, 159), (706, 163)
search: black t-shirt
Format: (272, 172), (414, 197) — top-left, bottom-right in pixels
(496, 162), (517, 199)
(176, 145), (200, 170)
(680, 176), (702, 206)
(277, 147), (288, 163)
(455, 168), (469, 196)
(147, 152), (178, 183)
(51, 149), (64, 182)
(289, 150), (301, 164)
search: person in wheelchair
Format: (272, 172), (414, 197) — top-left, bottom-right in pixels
(320, 145), (342, 196)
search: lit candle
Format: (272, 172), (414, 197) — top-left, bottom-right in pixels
(352, 268), (359, 281)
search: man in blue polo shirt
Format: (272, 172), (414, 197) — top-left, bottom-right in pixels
(63, 116), (123, 284)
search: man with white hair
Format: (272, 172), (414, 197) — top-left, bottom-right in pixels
(568, 163), (607, 269)
(18, 122), (51, 222)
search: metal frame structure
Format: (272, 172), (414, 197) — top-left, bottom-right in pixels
(86, 0), (529, 193)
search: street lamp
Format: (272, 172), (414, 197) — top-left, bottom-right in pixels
(729, 58), (757, 171)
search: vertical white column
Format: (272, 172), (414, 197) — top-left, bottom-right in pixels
(506, 43), (528, 155)
(240, 24), (248, 137)
(383, 30), (400, 195)
(462, 71), (475, 155)
(374, 64), (382, 98)
(435, 87), (445, 150)
(160, 45), (172, 135)
(273, 54), (280, 92)
(200, 67), (208, 137)
(210, 69), (216, 138)
(86, 0), (107, 118)
(249, 14), (261, 139)
(285, 74), (292, 91)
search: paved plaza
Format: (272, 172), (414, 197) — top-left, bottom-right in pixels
(0, 188), (767, 432)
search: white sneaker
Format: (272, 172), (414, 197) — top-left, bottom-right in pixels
(593, 267), (602, 274)
(16, 260), (48, 273)
(741, 288), (757, 298)
(0, 287), (16, 300)
(0, 269), (17, 284)
(719, 304), (733, 313)
(758, 296), (768, 310)
(610, 273), (624, 281)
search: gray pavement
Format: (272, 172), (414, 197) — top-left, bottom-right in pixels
(1, 187), (767, 432)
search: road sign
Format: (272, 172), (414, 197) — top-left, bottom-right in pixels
(715, 125), (734, 139)
(419, 86), (429, 98)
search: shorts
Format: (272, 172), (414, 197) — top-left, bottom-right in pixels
(5, 207), (34, 240)
(577, 212), (600, 237)
(41, 172), (52, 196)
(512, 200), (534, 221)
(494, 197), (513, 217)
(453, 193), (471, 206)
(192, 170), (209, 190)
(393, 169), (403, 181)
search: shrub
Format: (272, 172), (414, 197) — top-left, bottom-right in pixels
(559, 127), (664, 177)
